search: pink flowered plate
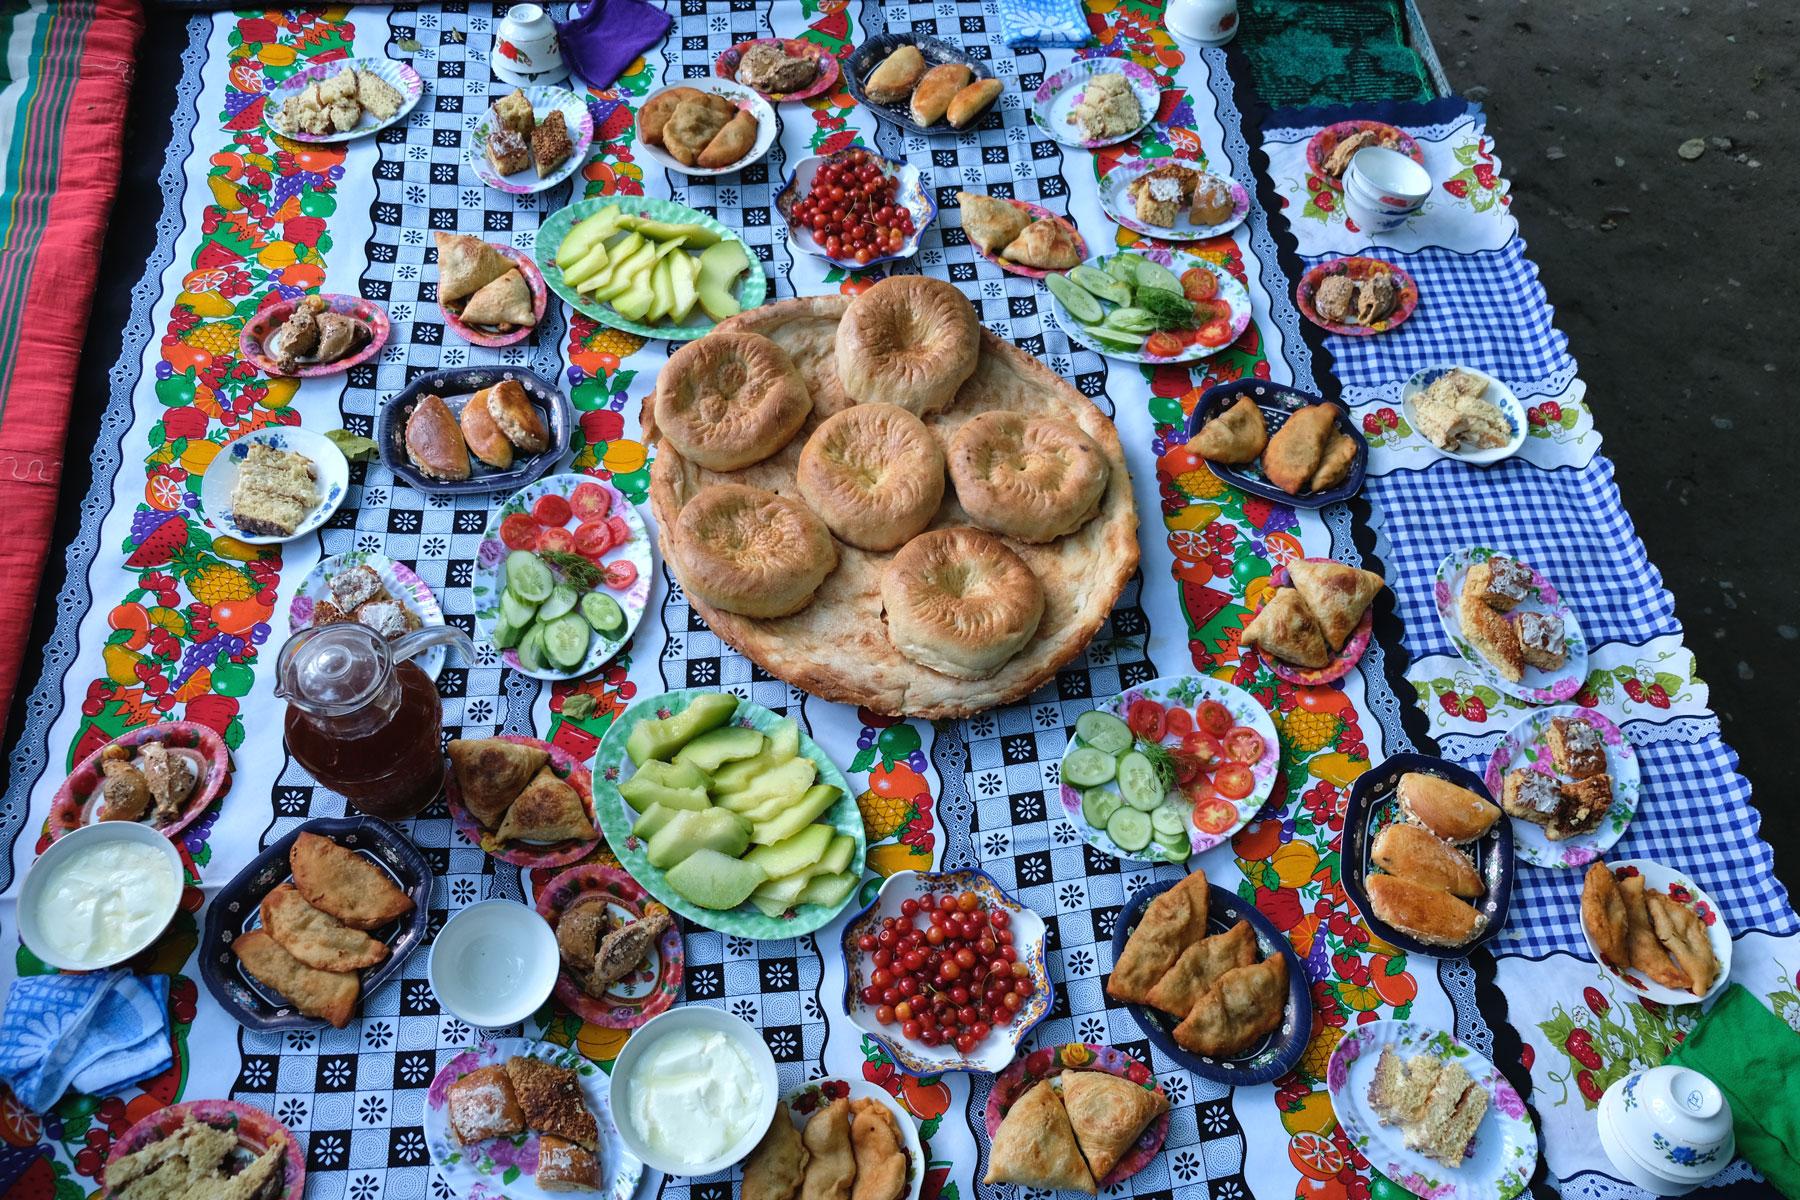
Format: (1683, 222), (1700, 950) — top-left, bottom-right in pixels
(269, 57), (425, 143)
(1096, 158), (1252, 241)
(714, 37), (842, 102)
(1296, 256), (1419, 336)
(445, 734), (602, 868)
(113, 1100), (304, 1200)
(1031, 58), (1161, 149)
(287, 550), (448, 681)
(984, 1044), (1170, 1188)
(238, 294), (390, 377)
(1484, 705), (1639, 868)
(1306, 120), (1425, 190)
(468, 86), (595, 195)
(1434, 547), (1589, 706)
(48, 721), (231, 844)
(1243, 559), (1376, 686)
(785, 1078), (925, 1200)
(962, 198), (1086, 278)
(1578, 858), (1730, 1005)
(441, 245), (548, 347)
(535, 865), (683, 1028)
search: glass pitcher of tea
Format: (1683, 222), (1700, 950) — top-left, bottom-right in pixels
(276, 622), (474, 820)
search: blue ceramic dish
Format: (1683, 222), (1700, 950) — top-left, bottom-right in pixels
(1342, 753), (1515, 957)
(200, 816), (434, 1032)
(1112, 878), (1312, 1085)
(378, 366), (571, 496)
(843, 33), (999, 135)
(776, 148), (938, 273)
(1186, 379), (1369, 509)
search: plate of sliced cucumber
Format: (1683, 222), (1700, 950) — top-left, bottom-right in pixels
(1043, 249), (1251, 364)
(474, 474), (653, 680)
(1058, 674), (1281, 864)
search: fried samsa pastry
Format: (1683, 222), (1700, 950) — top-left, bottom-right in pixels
(232, 928), (360, 1028)
(461, 269), (535, 328)
(1647, 892), (1718, 995)
(1173, 954), (1288, 1058)
(1240, 589), (1330, 669)
(1309, 430), (1359, 492)
(956, 192), (1030, 254)
(1144, 920), (1256, 1017)
(1262, 404), (1337, 495)
(1287, 559), (1384, 652)
(435, 232), (514, 303)
(450, 738), (551, 827)
(638, 86), (701, 146)
(849, 1099), (907, 1200)
(662, 95), (735, 166)
(697, 109), (759, 169)
(1061, 1071), (1170, 1183)
(496, 766), (597, 845)
(982, 1080), (1096, 1195)
(743, 1103), (810, 1200)
(290, 831), (415, 930)
(1619, 874), (1689, 990)
(800, 1098), (856, 1200)
(864, 44), (926, 104)
(261, 883), (390, 972)
(1106, 868), (1210, 1005)
(1581, 863), (1629, 967)
(1002, 218), (1082, 270)
(1194, 396), (1267, 464)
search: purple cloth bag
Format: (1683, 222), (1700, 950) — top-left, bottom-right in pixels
(555, 0), (674, 90)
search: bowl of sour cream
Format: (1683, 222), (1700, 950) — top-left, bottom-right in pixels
(19, 821), (185, 970)
(609, 1006), (778, 1177)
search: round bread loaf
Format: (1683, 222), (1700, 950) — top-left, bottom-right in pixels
(948, 410), (1109, 543)
(834, 275), (979, 416)
(797, 403), (945, 551)
(654, 332), (812, 471)
(880, 527), (1044, 680)
(670, 484), (838, 618)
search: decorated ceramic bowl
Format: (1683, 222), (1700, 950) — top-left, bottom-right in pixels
(1600, 1067), (1734, 1190)
(776, 148), (937, 272)
(429, 899), (559, 1028)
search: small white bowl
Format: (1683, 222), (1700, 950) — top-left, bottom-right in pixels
(1343, 188), (1413, 235)
(608, 1006), (779, 1177)
(1599, 1069), (1735, 1194)
(1346, 146), (1432, 209)
(19, 822), (185, 970)
(1400, 364), (1529, 465)
(428, 899), (558, 1028)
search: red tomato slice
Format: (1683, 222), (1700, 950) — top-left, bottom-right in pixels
(1214, 762), (1255, 800)
(575, 521), (614, 559)
(604, 560), (639, 590)
(1196, 700), (1233, 736)
(1126, 699), (1166, 742)
(1145, 331), (1185, 358)
(1196, 318), (1234, 348)
(537, 526), (575, 555)
(1192, 299), (1229, 323)
(1224, 726), (1266, 764)
(1181, 267), (1219, 302)
(605, 516), (631, 548)
(1181, 730), (1225, 771)
(532, 494), (574, 527)
(569, 481), (610, 521)
(1172, 753), (1203, 787)
(499, 513), (542, 551)
(1192, 794), (1240, 835)
(1163, 706), (1194, 738)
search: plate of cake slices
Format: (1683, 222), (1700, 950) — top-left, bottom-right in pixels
(1097, 158), (1251, 241)
(468, 86), (594, 195)
(1484, 705), (1639, 868)
(198, 427), (349, 545)
(1434, 548), (1589, 704)
(1030, 58), (1159, 149)
(287, 552), (448, 680)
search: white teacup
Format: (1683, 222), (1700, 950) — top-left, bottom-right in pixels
(1343, 187), (1412, 235)
(493, 3), (568, 86)
(1165, 0), (1239, 46)
(1345, 146), (1432, 212)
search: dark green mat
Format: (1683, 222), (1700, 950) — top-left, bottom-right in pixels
(1237, 0), (1434, 108)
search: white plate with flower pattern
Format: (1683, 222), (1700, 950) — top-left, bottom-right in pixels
(467, 86), (595, 195)
(197, 426), (349, 546)
(1096, 158), (1251, 241)
(1577, 859), (1731, 1005)
(268, 57), (426, 143)
(1434, 547), (1588, 704)
(1484, 705), (1640, 869)
(287, 551), (447, 681)
(1030, 58), (1160, 148)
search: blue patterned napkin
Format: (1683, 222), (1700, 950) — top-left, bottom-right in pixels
(996, 0), (1091, 49)
(0, 972), (170, 1112)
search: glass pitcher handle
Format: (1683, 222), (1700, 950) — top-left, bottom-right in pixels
(390, 624), (476, 667)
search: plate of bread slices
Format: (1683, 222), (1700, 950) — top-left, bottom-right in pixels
(379, 366), (571, 495)
(445, 735), (602, 868)
(845, 33), (1002, 134)
(469, 86), (594, 195)
(1343, 755), (1514, 957)
(1239, 558), (1384, 683)
(267, 57), (422, 142)
(1097, 158), (1251, 241)
(1579, 858), (1730, 1005)
(1435, 548), (1589, 705)
(1485, 706), (1639, 868)
(1188, 380), (1369, 507)
(982, 1042), (1173, 1192)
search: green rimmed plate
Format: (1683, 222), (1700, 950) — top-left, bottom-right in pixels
(590, 689), (867, 939)
(532, 197), (767, 341)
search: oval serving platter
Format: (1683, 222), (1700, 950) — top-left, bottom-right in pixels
(268, 56), (425, 143)
(1484, 705), (1639, 869)
(197, 426), (350, 546)
(845, 33), (999, 135)
(1031, 57), (1161, 148)
(535, 864), (684, 1029)
(47, 721), (231, 845)
(467, 85), (595, 195)
(715, 37), (842, 103)
(287, 550), (449, 681)
(440, 244), (549, 347)
(1096, 159), (1251, 241)
(238, 294), (391, 378)
(635, 78), (777, 177)
(1434, 547), (1589, 705)
(445, 733), (603, 869)
(376, 365), (572, 496)
(1187, 379), (1369, 509)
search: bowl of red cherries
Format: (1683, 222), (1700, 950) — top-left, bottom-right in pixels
(774, 146), (935, 271)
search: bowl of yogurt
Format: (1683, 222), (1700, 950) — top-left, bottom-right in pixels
(609, 1006), (778, 1177)
(19, 821), (185, 970)
(428, 899), (559, 1027)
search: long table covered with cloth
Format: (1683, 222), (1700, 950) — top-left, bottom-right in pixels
(1, 6), (1795, 1200)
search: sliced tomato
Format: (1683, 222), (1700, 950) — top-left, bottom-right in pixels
(604, 559), (639, 590)
(1126, 699), (1166, 742)
(1196, 318), (1235, 348)
(1214, 762), (1255, 800)
(532, 494), (574, 527)
(1196, 700), (1233, 736)
(1163, 706), (1194, 738)
(1192, 793), (1240, 835)
(1145, 331), (1185, 358)
(1224, 726), (1266, 764)
(1181, 730), (1225, 771)
(605, 515), (632, 548)
(537, 526), (576, 555)
(1181, 267), (1219, 303)
(1193, 299), (1230, 323)
(499, 513), (542, 551)
(569, 481), (610, 521)
(575, 521), (614, 559)
(1172, 753), (1204, 786)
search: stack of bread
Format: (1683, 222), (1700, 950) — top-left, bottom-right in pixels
(1360, 773), (1498, 949)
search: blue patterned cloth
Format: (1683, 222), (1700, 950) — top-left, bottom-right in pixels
(0, 972), (169, 1112)
(995, 0), (1090, 49)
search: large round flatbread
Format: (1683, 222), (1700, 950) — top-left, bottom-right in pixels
(647, 294), (1139, 718)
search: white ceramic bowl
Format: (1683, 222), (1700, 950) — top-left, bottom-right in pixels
(1400, 364), (1529, 465)
(19, 821), (185, 970)
(1598, 1069), (1734, 1194)
(1343, 188), (1412, 235)
(428, 899), (558, 1028)
(1346, 146), (1432, 208)
(608, 1006), (780, 1178)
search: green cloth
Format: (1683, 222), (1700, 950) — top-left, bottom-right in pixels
(1666, 984), (1800, 1198)
(1236, 0), (1433, 108)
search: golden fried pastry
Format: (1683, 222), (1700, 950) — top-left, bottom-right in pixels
(261, 883), (390, 973)
(1001, 218), (1082, 270)
(1174, 954), (1288, 1057)
(488, 378), (549, 452)
(1581, 862), (1630, 967)
(449, 738), (550, 827)
(1061, 1071), (1169, 1182)
(1262, 404), (1337, 495)
(1364, 875), (1482, 948)
(1107, 868), (1210, 1005)
(655, 331), (812, 471)
(864, 44), (926, 105)
(231, 928), (360, 1028)
(435, 232), (514, 303)
(947, 78), (1003, 128)
(1144, 919), (1256, 1017)
(744, 1104), (810, 1200)
(880, 528), (1044, 680)
(459, 390), (513, 470)
(835, 275), (979, 416)
(697, 108), (759, 169)
(1240, 588), (1329, 669)
(291, 832), (415, 930)
(1458, 590), (1524, 682)
(662, 93), (738, 166)
(1286, 559), (1383, 652)
(1647, 892), (1718, 995)
(638, 86), (702, 146)
(849, 1099), (907, 1200)
(798, 403), (944, 551)
(495, 766), (596, 845)
(1371, 823), (1482, 898)
(406, 393), (471, 482)
(948, 410), (1109, 543)
(1309, 430), (1358, 492)
(446, 1064), (525, 1144)
(505, 1055), (599, 1150)
(957, 192), (1030, 255)
(910, 62), (971, 125)
(537, 1135), (599, 1192)
(982, 1080), (1095, 1195)
(800, 1098), (856, 1200)
(1618, 873), (1688, 989)
(1195, 396), (1267, 464)
(672, 484), (839, 618)
(1191, 173), (1236, 225)
(1396, 772), (1500, 844)
(461, 269), (535, 329)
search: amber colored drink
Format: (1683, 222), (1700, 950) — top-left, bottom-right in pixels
(285, 659), (446, 819)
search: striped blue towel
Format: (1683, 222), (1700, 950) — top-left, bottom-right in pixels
(0, 972), (170, 1112)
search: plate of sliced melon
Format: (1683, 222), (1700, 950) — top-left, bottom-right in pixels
(591, 689), (868, 939)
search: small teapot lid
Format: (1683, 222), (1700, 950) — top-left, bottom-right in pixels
(276, 624), (391, 716)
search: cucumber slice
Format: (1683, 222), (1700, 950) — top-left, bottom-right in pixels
(1069, 264), (1130, 306)
(539, 581), (579, 623)
(542, 613), (592, 670)
(1158, 838), (1192, 864)
(1151, 804), (1187, 839)
(500, 589), (538, 627)
(515, 624), (547, 672)
(581, 591), (625, 637)
(1106, 806), (1152, 852)
(492, 613), (525, 650)
(1107, 254), (1139, 285)
(1080, 323), (1144, 350)
(1081, 787), (1122, 829)
(504, 551), (555, 604)
(1116, 751), (1165, 812)
(1132, 257), (1182, 295)
(1074, 710), (1132, 755)
(1104, 306), (1158, 333)
(1045, 271), (1105, 324)
(1062, 746), (1117, 788)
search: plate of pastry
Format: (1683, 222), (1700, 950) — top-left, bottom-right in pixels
(1307, 120), (1425, 189)
(954, 192), (1085, 277)
(434, 233), (548, 346)
(1239, 558), (1384, 684)
(776, 147), (937, 272)
(1484, 706), (1639, 868)
(1097, 158), (1251, 241)
(287, 551), (448, 680)
(1401, 366), (1527, 466)
(715, 37), (841, 103)
(744, 1079), (925, 1200)
(1044, 249), (1251, 363)
(1297, 256), (1418, 336)
(108, 1101), (304, 1200)
(1031, 57), (1160, 149)
(1188, 380), (1369, 507)
(425, 1039), (643, 1200)
(46, 721), (230, 844)
(982, 1043), (1171, 1192)
(1579, 858), (1730, 1005)
(1107, 868), (1311, 1085)
(535, 865), (683, 1029)
(239, 294), (389, 378)
(844, 33), (1001, 135)
(1327, 1020), (1538, 1200)
(635, 78), (777, 176)
(267, 57), (423, 142)
(199, 817), (431, 1031)
(1342, 755), (1514, 958)
(1434, 548), (1589, 704)
(445, 734), (602, 868)
(198, 426), (349, 545)
(378, 366), (571, 495)
(468, 86), (594, 195)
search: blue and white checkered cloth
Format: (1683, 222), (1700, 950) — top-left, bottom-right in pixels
(0, 972), (170, 1112)
(994, 0), (1090, 49)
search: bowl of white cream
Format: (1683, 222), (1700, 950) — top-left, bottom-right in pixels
(19, 821), (185, 970)
(610, 1006), (778, 1177)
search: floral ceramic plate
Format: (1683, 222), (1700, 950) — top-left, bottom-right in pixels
(1058, 673), (1279, 864)
(1046, 250), (1251, 364)
(844, 33), (998, 135)
(377, 366), (572, 496)
(534, 865), (683, 1028)
(1578, 859), (1731, 1005)
(591, 689), (867, 939)
(958, 198), (1085, 279)
(1435, 548), (1589, 705)
(425, 1038), (643, 1200)
(1096, 159), (1251, 241)
(1112, 879), (1313, 1085)
(268, 56), (425, 143)
(441, 244), (548, 347)
(445, 734), (602, 869)
(776, 148), (937, 273)
(113, 1100), (305, 1200)
(288, 551), (447, 681)
(983, 1044), (1170, 1186)
(197, 426), (349, 545)
(1327, 1020), (1538, 1200)
(1306, 121), (1425, 190)
(635, 78), (777, 177)
(784, 1078), (924, 1200)
(1400, 366), (1528, 466)
(714, 37), (842, 103)
(472, 474), (651, 680)
(840, 868), (1052, 1076)
(47, 721), (231, 844)
(1296, 257), (1419, 336)
(1484, 705), (1639, 868)
(468, 86), (596, 195)
(1031, 58), (1161, 149)
(1186, 380), (1369, 509)
(238, 294), (390, 378)
(1242, 560), (1376, 685)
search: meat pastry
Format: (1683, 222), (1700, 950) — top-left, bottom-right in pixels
(231, 928), (360, 1028)
(1173, 954), (1288, 1057)
(1060, 1071), (1170, 1182)
(1106, 868), (1209, 1004)
(1395, 772), (1500, 844)
(1194, 395), (1267, 464)
(1581, 861), (1630, 967)
(1239, 589), (1330, 669)
(957, 192), (1030, 255)
(435, 232), (514, 304)
(459, 391), (514, 470)
(910, 62), (971, 125)
(488, 378), (550, 452)
(662, 94), (736, 166)
(260, 883), (390, 972)
(697, 109), (759, 170)
(982, 1080), (1096, 1195)
(495, 766), (596, 845)
(1143, 919), (1256, 1017)
(1285, 559), (1383, 652)
(864, 45), (926, 104)
(947, 78), (1003, 128)
(290, 831), (415, 930)
(800, 1098), (856, 1200)
(638, 87), (702, 146)
(461, 269), (535, 329)
(1620, 874), (1689, 990)
(449, 738), (551, 827)
(743, 1103), (810, 1200)
(1309, 430), (1359, 492)
(1001, 218), (1082, 270)
(849, 1098), (907, 1200)
(406, 394), (471, 482)
(1363, 875), (1482, 948)
(1261, 404), (1337, 495)
(1647, 891), (1718, 995)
